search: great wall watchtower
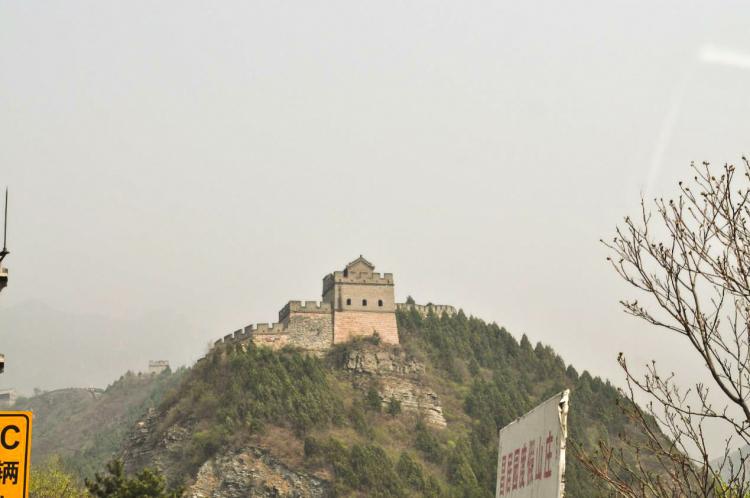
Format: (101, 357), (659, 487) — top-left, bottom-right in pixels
(211, 256), (454, 353)
(323, 256), (399, 345)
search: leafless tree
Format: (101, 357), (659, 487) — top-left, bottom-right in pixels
(575, 158), (750, 497)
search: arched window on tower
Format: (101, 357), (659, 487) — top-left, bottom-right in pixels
(378, 299), (383, 307)
(362, 299), (367, 306)
(346, 298), (351, 305)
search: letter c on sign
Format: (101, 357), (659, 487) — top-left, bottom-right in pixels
(1, 425), (20, 450)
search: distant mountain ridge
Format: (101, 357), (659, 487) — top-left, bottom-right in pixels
(0, 300), (204, 394)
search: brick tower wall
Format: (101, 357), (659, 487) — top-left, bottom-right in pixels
(333, 310), (399, 345)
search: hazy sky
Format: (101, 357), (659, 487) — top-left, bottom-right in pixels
(2, 1), (750, 442)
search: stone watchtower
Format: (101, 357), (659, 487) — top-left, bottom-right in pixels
(322, 256), (399, 345)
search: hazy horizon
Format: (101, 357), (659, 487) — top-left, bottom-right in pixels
(3, 1), (750, 454)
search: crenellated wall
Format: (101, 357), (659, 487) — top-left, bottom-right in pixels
(208, 257), (455, 356)
(212, 301), (454, 354)
(278, 300), (332, 323)
(214, 323), (286, 349)
(323, 271), (394, 291)
(214, 310), (333, 352)
(396, 303), (457, 317)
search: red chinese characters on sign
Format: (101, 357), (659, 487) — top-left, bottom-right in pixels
(527, 438), (535, 483)
(497, 431), (558, 496)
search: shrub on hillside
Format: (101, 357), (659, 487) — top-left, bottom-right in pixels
(30, 455), (88, 498)
(304, 437), (410, 497)
(85, 460), (182, 498)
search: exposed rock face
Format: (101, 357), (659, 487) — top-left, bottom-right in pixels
(344, 349), (424, 377)
(121, 408), (192, 483)
(342, 345), (447, 428)
(122, 407), (158, 472)
(187, 448), (329, 498)
(123, 410), (330, 496)
(379, 378), (446, 428)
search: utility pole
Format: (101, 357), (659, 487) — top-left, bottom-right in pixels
(0, 188), (8, 374)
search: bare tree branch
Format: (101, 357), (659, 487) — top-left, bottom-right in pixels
(576, 159), (750, 497)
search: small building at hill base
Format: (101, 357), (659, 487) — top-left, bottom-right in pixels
(0, 389), (16, 407)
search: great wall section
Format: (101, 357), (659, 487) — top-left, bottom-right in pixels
(209, 256), (456, 354)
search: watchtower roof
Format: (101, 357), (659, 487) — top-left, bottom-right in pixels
(345, 255), (375, 271)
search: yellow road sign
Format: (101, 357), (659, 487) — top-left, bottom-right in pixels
(0, 412), (31, 498)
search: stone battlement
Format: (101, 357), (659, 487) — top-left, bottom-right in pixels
(335, 271), (394, 284)
(236, 328), (251, 340)
(396, 303), (457, 317)
(322, 272), (393, 295)
(279, 300), (332, 322)
(214, 322), (286, 347)
(254, 322), (285, 334)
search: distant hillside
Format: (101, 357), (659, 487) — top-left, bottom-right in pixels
(15, 368), (183, 477)
(0, 301), (204, 393)
(117, 309), (630, 497)
(712, 444), (750, 484)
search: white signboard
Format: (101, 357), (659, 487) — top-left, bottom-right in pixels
(496, 390), (569, 498)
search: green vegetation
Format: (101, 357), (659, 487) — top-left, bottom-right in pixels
(24, 309), (638, 496)
(394, 308), (629, 496)
(387, 396), (402, 417)
(134, 309), (632, 496)
(717, 481), (750, 498)
(365, 385), (382, 412)
(305, 437), (408, 497)
(16, 368), (183, 479)
(85, 460), (182, 498)
(157, 342), (344, 476)
(30, 455), (88, 498)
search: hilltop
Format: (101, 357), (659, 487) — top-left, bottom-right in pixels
(113, 309), (627, 497)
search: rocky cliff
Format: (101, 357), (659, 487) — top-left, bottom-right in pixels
(187, 448), (329, 498)
(339, 343), (447, 428)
